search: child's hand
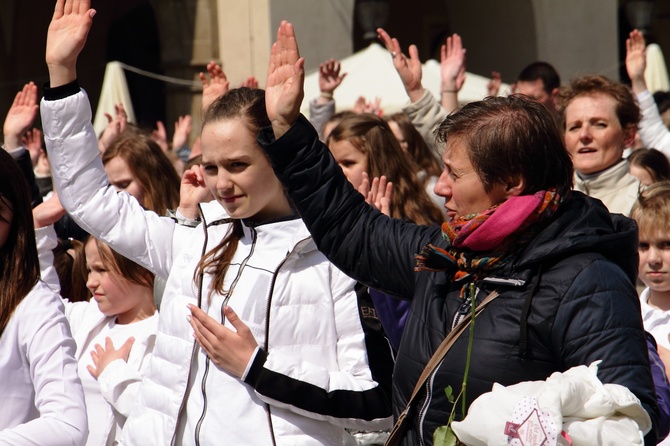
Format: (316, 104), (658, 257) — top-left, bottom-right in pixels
(179, 165), (212, 219)
(87, 336), (135, 379)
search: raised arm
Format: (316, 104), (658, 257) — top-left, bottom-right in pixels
(199, 61), (230, 113)
(626, 29), (670, 156)
(3, 82), (39, 151)
(261, 22), (441, 299)
(45, 0), (96, 88)
(377, 28), (424, 103)
(440, 33), (466, 113)
(43, 0), (176, 279)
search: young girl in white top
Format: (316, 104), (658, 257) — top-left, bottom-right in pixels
(0, 149), (88, 445)
(42, 2), (392, 445)
(34, 195), (158, 446)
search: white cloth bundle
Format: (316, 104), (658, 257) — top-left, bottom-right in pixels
(451, 361), (651, 446)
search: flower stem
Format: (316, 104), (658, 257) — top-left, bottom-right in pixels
(460, 281), (476, 416)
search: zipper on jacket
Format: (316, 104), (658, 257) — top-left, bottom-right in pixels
(417, 361), (443, 446)
(260, 236), (311, 446)
(171, 204), (209, 446)
(193, 226), (258, 446)
(481, 277), (525, 286)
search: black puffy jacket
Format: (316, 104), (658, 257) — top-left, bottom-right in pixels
(259, 116), (659, 445)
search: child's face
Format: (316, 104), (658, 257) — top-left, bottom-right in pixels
(328, 138), (368, 190)
(200, 118), (292, 222)
(85, 240), (150, 324)
(638, 229), (670, 293)
(104, 155), (145, 206)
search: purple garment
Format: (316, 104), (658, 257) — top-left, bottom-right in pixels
(369, 289), (410, 352)
(647, 332), (670, 442)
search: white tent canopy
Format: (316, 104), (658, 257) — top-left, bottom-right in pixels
(300, 43), (509, 115)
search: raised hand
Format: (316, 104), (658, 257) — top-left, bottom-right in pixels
(46, 0), (96, 87)
(98, 103), (128, 153)
(3, 82), (39, 151)
(319, 59), (347, 96)
(179, 165), (212, 219)
(200, 61), (230, 113)
(626, 29), (647, 93)
(188, 305), (258, 378)
(87, 336), (135, 379)
(440, 34), (466, 112)
(32, 193), (66, 229)
(353, 96), (383, 116)
(487, 71), (502, 97)
(239, 76), (259, 89)
(377, 28), (424, 103)
(265, 21), (305, 139)
(152, 121), (170, 152)
(440, 34), (466, 93)
(23, 128), (44, 167)
(358, 172), (393, 216)
(172, 115), (192, 150)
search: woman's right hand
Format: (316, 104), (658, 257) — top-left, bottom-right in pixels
(179, 165), (212, 219)
(46, 0), (96, 87)
(265, 21), (305, 140)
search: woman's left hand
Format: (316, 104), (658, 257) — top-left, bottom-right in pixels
(188, 304), (258, 378)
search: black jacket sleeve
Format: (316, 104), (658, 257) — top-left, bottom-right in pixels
(258, 115), (443, 300)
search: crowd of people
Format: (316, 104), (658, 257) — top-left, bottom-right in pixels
(5, 0), (670, 445)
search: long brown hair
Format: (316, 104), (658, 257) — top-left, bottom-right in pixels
(195, 87), (272, 299)
(0, 150), (40, 335)
(328, 114), (444, 226)
(102, 134), (181, 215)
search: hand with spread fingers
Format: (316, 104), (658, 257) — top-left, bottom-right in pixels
(377, 28), (424, 103)
(440, 33), (466, 112)
(358, 172), (393, 217)
(265, 21), (305, 140)
(200, 61), (230, 113)
(187, 305), (258, 378)
(87, 336), (135, 379)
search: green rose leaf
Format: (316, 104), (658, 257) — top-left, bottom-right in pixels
(433, 425), (459, 446)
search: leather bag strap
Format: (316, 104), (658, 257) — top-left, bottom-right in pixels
(384, 290), (500, 446)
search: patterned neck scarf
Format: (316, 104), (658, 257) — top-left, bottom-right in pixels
(415, 189), (562, 280)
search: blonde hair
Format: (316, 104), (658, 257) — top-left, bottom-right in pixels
(631, 181), (670, 236)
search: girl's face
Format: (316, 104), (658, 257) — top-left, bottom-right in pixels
(85, 240), (151, 324)
(104, 156), (145, 205)
(0, 195), (13, 250)
(328, 138), (369, 190)
(630, 163), (654, 187)
(200, 118), (292, 222)
(388, 120), (409, 153)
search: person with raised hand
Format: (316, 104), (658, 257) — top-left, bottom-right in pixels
(199, 60), (229, 113)
(43, 7), (393, 445)
(309, 58), (347, 140)
(626, 29), (670, 158)
(260, 17), (660, 446)
(377, 28), (449, 154)
(439, 33), (466, 112)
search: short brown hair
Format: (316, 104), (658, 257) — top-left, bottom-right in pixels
(435, 95), (574, 196)
(631, 181), (670, 236)
(556, 75), (641, 131)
